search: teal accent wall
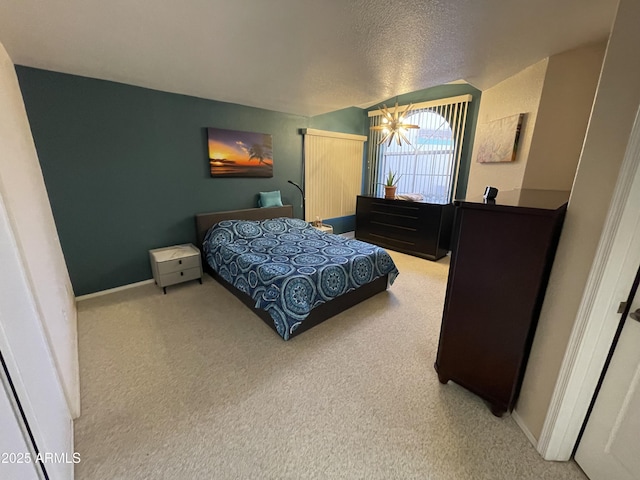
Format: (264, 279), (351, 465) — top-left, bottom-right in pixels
(367, 84), (482, 199)
(16, 67), (310, 295)
(322, 216), (355, 234)
(309, 106), (368, 136)
(16, 66), (480, 295)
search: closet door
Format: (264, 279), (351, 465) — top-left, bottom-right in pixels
(575, 265), (640, 480)
(0, 371), (40, 480)
(0, 198), (74, 480)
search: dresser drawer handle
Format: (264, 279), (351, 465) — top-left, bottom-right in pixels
(180, 272), (184, 276)
(179, 260), (182, 265)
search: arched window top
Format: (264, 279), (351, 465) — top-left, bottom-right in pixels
(384, 109), (454, 153)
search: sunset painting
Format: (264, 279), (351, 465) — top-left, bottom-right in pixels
(207, 127), (273, 177)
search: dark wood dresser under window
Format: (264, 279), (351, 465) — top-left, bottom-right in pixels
(435, 189), (569, 416)
(355, 195), (454, 261)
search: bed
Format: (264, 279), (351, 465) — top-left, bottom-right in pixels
(195, 205), (399, 340)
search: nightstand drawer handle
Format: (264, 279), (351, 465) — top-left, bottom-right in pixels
(180, 272), (184, 276)
(179, 260), (182, 265)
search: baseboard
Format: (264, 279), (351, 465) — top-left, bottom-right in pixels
(76, 279), (155, 302)
(512, 408), (539, 449)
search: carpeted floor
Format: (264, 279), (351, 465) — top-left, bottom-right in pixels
(74, 250), (587, 480)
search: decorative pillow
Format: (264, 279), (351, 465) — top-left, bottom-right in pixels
(258, 190), (283, 208)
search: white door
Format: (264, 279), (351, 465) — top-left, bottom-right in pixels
(0, 192), (74, 479)
(0, 364), (41, 480)
(575, 267), (640, 480)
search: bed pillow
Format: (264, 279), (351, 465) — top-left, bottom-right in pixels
(258, 190), (283, 208)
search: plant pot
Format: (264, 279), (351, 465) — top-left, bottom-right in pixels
(384, 186), (397, 199)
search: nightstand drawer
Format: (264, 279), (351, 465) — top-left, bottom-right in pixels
(159, 267), (202, 287)
(157, 254), (200, 275)
(149, 243), (203, 293)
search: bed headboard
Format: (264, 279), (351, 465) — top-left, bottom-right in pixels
(195, 205), (294, 247)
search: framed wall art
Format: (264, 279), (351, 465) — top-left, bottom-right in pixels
(207, 127), (273, 177)
(476, 113), (524, 163)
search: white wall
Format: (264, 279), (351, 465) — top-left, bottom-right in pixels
(0, 43), (79, 417)
(516, 0), (640, 440)
(465, 59), (548, 198)
(467, 41), (606, 199)
(0, 40), (77, 478)
(522, 41), (606, 191)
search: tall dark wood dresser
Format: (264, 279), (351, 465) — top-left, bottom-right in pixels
(434, 189), (569, 416)
(355, 195), (454, 261)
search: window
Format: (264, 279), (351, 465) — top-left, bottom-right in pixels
(367, 95), (472, 203)
(302, 128), (367, 221)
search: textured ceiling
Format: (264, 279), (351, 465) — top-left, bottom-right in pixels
(0, 0), (618, 116)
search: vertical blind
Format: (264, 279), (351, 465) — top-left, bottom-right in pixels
(302, 129), (367, 222)
(367, 94), (472, 202)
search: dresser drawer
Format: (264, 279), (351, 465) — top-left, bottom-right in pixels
(368, 218), (420, 240)
(158, 267), (202, 287)
(370, 211), (421, 231)
(367, 232), (419, 251)
(356, 195), (454, 261)
(156, 254), (200, 275)
(370, 200), (420, 218)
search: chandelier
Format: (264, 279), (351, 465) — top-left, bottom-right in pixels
(370, 101), (419, 146)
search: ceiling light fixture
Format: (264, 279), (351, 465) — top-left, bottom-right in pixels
(370, 101), (419, 146)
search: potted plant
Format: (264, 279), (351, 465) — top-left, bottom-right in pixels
(380, 170), (401, 199)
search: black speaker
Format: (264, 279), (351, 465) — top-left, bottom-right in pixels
(483, 186), (498, 200)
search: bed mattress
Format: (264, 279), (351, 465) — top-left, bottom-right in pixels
(203, 217), (399, 339)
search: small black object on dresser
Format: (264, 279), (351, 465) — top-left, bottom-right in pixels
(355, 195), (454, 261)
(483, 186), (499, 200)
(434, 189), (569, 417)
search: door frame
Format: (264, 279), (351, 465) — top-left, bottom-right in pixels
(537, 106), (640, 460)
(0, 186), (72, 478)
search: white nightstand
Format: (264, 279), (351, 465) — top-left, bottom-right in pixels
(149, 243), (203, 294)
(312, 224), (333, 234)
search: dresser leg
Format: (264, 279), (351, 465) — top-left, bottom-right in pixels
(163, 287), (166, 294)
(489, 404), (506, 418)
(434, 363), (449, 384)
(198, 278), (203, 285)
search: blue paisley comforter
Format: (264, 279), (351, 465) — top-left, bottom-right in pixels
(203, 217), (399, 340)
